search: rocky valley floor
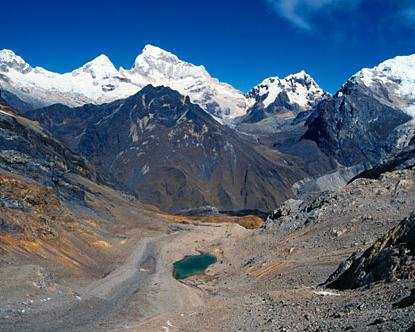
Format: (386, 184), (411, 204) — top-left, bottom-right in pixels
(0, 166), (414, 331)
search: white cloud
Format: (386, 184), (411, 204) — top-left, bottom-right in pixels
(265, 0), (356, 30)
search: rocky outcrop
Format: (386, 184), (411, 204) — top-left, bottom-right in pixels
(0, 174), (76, 241)
(325, 212), (415, 290)
(266, 164), (415, 247)
(266, 192), (337, 231)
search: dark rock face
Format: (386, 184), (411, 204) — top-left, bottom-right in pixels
(28, 85), (308, 212)
(350, 138), (415, 182)
(325, 212), (415, 290)
(0, 89), (33, 112)
(243, 91), (299, 124)
(0, 99), (92, 183)
(25, 101), (124, 152)
(0, 99), (101, 253)
(303, 81), (412, 167)
(0, 92), (7, 105)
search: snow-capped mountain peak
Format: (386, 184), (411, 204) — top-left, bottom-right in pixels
(0, 49), (31, 73)
(85, 54), (115, 69)
(353, 54), (415, 87)
(350, 54), (415, 117)
(0, 50), (138, 109)
(139, 44), (180, 63)
(286, 70), (316, 82)
(123, 45), (247, 119)
(247, 71), (328, 110)
(72, 54), (119, 79)
(287, 70), (308, 78)
(0, 49), (25, 64)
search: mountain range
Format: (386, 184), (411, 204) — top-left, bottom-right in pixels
(0, 46), (247, 119)
(0, 45), (327, 121)
(1, 45), (415, 212)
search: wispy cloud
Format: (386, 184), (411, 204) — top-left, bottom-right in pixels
(400, 5), (415, 25)
(265, 0), (357, 30)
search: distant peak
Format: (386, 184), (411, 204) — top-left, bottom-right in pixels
(286, 70), (313, 80)
(74, 54), (118, 76)
(0, 49), (17, 58)
(0, 49), (31, 73)
(142, 44), (177, 58)
(293, 70), (307, 76)
(255, 70), (316, 88)
(88, 54), (116, 69)
(0, 49), (28, 65)
(351, 53), (415, 85)
(377, 53), (415, 68)
(133, 45), (180, 67)
(131, 44), (181, 71)
(90, 54), (112, 65)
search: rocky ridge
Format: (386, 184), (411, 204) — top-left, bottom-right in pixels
(325, 212), (415, 290)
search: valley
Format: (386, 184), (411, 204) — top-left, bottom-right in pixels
(1, 165), (413, 331)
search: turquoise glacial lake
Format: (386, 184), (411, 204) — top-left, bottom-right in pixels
(173, 254), (217, 280)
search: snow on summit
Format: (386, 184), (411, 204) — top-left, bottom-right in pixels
(137, 44), (181, 63)
(0, 45), (248, 119)
(74, 54), (119, 77)
(247, 70), (329, 110)
(122, 44), (248, 119)
(0, 49), (31, 72)
(0, 49), (25, 64)
(351, 54), (415, 117)
(0, 49), (137, 109)
(4, 46), (413, 122)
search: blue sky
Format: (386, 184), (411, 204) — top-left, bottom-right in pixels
(2, 0), (415, 93)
